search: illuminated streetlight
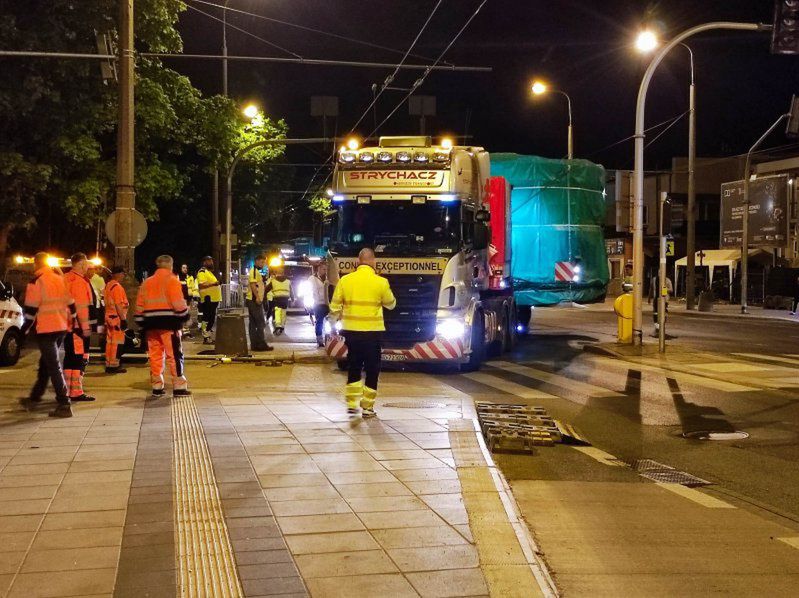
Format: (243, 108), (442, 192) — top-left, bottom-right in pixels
(635, 30), (658, 53)
(531, 81), (547, 95)
(530, 80), (573, 159)
(243, 104), (259, 119)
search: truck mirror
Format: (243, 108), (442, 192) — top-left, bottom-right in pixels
(476, 209), (490, 223)
(473, 223), (490, 251)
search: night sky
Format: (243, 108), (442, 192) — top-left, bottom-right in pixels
(173, 0), (797, 176)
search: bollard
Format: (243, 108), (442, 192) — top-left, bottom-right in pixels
(613, 293), (633, 343)
(214, 311), (248, 355)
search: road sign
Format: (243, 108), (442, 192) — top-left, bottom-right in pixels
(720, 175), (790, 248)
(666, 241), (674, 256)
(105, 209), (147, 248)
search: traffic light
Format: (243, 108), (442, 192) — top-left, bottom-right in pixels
(771, 0), (799, 55)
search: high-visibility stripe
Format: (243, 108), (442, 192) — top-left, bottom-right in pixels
(344, 300), (383, 307)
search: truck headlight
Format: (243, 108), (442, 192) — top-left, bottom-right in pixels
(324, 320), (332, 335)
(436, 319), (465, 340)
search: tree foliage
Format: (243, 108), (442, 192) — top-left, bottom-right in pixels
(0, 0), (287, 263)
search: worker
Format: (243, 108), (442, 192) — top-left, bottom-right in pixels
(104, 266), (129, 374)
(88, 262), (106, 335)
(329, 247), (396, 417)
(19, 252), (76, 418)
(265, 266), (292, 336)
(178, 263), (199, 335)
(309, 263), (330, 347)
(246, 254), (273, 351)
(135, 255), (190, 397)
(63, 253), (96, 403)
(196, 256), (221, 344)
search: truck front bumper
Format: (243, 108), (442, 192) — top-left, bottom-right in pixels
(325, 334), (466, 363)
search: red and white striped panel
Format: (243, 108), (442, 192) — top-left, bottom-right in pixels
(325, 335), (465, 362)
(554, 261), (577, 282)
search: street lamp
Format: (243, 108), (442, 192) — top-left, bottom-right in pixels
(628, 21), (765, 344)
(636, 35), (698, 311)
(243, 104), (259, 119)
(530, 80), (573, 160)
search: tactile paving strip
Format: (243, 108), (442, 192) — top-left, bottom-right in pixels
(172, 395), (243, 598)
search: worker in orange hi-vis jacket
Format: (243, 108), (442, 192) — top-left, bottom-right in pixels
(104, 266), (129, 374)
(63, 252), (96, 403)
(135, 255), (191, 398)
(19, 252), (77, 418)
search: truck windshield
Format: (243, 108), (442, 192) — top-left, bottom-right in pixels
(329, 201), (461, 256)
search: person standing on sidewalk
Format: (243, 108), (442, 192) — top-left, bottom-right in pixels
(329, 248), (396, 417)
(246, 254), (273, 351)
(135, 255), (190, 398)
(63, 253), (96, 403)
(309, 263), (330, 348)
(19, 252), (76, 418)
(196, 256), (221, 344)
(265, 266), (292, 336)
(104, 266), (129, 374)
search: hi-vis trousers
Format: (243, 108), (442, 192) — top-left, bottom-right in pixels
(146, 329), (188, 391)
(63, 331), (88, 399)
(105, 316), (125, 368)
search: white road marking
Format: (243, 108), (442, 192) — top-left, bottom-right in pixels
(655, 483), (736, 509)
(488, 361), (623, 398)
(735, 353), (799, 367)
(571, 446), (626, 466)
(461, 372), (558, 399)
(778, 537), (799, 550)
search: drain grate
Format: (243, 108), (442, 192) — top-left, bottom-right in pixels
(614, 458), (711, 487)
(383, 401), (457, 409)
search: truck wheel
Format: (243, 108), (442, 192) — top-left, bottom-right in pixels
(0, 329), (22, 366)
(460, 313), (485, 373)
(337, 359), (349, 371)
(503, 305), (516, 352)
(487, 309), (508, 358)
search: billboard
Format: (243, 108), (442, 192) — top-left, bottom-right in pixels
(720, 175), (790, 248)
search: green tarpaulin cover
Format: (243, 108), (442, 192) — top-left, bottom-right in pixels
(490, 154), (609, 306)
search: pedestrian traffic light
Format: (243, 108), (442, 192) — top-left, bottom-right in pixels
(786, 94), (799, 138)
(771, 0), (799, 55)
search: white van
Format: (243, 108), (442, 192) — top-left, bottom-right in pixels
(0, 281), (24, 365)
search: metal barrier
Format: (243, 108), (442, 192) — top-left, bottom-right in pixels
(220, 281), (245, 310)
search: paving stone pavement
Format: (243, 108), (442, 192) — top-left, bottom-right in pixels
(0, 360), (548, 598)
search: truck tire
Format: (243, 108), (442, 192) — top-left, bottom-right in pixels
(460, 313), (485, 373)
(504, 304), (516, 352)
(516, 306), (532, 337)
(487, 308), (509, 358)
(0, 329), (22, 366)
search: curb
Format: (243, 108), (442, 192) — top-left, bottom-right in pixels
(675, 309), (796, 323)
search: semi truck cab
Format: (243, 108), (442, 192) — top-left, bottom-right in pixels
(324, 135), (515, 370)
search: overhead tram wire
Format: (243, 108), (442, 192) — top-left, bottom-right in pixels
(585, 111), (689, 158)
(367, 0), (490, 138)
(186, 0), (452, 67)
(185, 4), (302, 58)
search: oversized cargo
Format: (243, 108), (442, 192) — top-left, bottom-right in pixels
(490, 154), (609, 306)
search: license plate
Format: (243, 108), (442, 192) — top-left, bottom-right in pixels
(382, 353), (407, 362)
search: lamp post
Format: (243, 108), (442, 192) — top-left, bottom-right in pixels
(636, 35), (697, 310)
(531, 81), (573, 160)
(629, 22), (764, 344)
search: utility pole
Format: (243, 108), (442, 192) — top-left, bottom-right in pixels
(114, 0), (135, 274)
(684, 44), (697, 310)
(211, 1), (229, 271)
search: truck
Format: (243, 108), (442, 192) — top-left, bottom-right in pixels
(323, 135), (516, 371)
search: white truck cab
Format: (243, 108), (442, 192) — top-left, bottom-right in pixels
(0, 280), (24, 366)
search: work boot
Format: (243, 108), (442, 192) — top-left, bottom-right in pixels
(347, 407), (359, 416)
(149, 389), (166, 399)
(19, 396), (42, 411)
(361, 386), (378, 419)
(316, 336), (324, 348)
(71, 394), (96, 402)
(49, 404), (73, 418)
(105, 367), (127, 374)
(173, 389), (191, 397)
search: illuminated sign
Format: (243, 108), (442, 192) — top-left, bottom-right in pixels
(342, 170), (446, 189)
(334, 257), (448, 276)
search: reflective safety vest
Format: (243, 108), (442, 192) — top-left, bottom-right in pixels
(135, 268), (189, 331)
(268, 277), (291, 299)
(187, 274), (199, 299)
(23, 267), (75, 334)
(197, 268), (222, 303)
(104, 280), (129, 321)
(64, 270), (94, 334)
(329, 265), (397, 332)
(246, 268), (266, 302)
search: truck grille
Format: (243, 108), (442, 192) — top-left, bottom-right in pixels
(383, 275), (441, 348)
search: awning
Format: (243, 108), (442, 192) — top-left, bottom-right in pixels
(674, 248), (773, 292)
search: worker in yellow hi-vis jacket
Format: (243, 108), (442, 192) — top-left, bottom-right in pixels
(329, 247), (396, 418)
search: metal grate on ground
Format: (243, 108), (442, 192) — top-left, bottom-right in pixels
(611, 458), (712, 487)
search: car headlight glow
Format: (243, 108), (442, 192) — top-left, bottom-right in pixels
(323, 320), (332, 335)
(303, 295), (314, 309)
(436, 319), (465, 340)
(340, 151), (356, 163)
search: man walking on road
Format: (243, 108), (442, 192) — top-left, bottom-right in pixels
(246, 254), (273, 351)
(197, 256), (221, 344)
(309, 263), (330, 347)
(63, 253), (96, 403)
(19, 252), (76, 418)
(329, 248), (396, 417)
(136, 255), (191, 398)
(104, 266), (129, 373)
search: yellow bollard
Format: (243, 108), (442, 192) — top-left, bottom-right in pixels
(613, 293), (633, 344)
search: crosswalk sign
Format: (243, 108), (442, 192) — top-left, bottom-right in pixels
(666, 241), (674, 256)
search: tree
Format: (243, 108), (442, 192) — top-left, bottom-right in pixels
(0, 153), (52, 264)
(0, 0), (287, 266)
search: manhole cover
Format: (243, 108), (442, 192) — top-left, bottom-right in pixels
(682, 431), (749, 441)
(639, 469), (711, 487)
(383, 401), (455, 409)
